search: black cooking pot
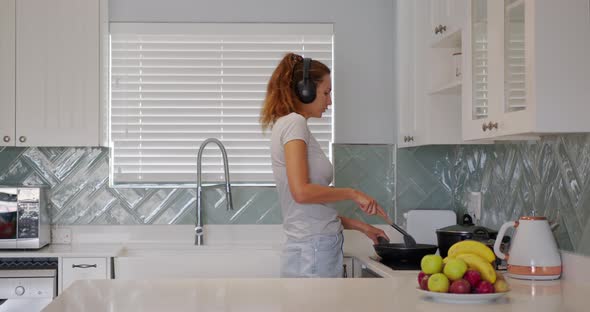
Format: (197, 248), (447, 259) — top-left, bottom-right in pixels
(436, 214), (497, 258)
(373, 238), (438, 269)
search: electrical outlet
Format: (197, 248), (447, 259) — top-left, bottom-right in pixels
(52, 228), (72, 244)
(466, 192), (482, 222)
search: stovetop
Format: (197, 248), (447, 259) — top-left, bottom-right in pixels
(370, 256), (420, 271)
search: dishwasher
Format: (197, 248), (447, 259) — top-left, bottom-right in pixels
(0, 258), (57, 312)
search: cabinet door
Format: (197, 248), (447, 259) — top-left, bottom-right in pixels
(0, 0), (15, 146)
(16, 0), (99, 146)
(61, 257), (108, 291)
(397, 0), (419, 147)
(342, 257), (353, 278)
(429, 0), (447, 42)
(495, 0), (532, 134)
(446, 0), (468, 34)
(462, 0), (496, 140)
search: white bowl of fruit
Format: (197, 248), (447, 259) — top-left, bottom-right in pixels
(416, 240), (509, 304)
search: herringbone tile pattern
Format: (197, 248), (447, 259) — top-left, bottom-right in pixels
(0, 147), (281, 224)
(397, 134), (590, 255)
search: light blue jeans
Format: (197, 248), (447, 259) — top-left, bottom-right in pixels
(280, 232), (344, 278)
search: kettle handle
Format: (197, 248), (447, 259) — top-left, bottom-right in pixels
(494, 221), (516, 260)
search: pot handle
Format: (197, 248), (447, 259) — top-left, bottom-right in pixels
(494, 221), (516, 260)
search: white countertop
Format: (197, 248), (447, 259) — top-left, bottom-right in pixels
(42, 273), (587, 312)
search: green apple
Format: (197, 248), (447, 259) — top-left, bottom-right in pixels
(428, 273), (450, 293)
(443, 258), (468, 281)
(421, 254), (443, 274)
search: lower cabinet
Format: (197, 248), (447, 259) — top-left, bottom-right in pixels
(342, 257), (354, 278)
(60, 257), (110, 292)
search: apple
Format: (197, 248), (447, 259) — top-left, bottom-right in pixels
(449, 279), (471, 294)
(443, 258), (468, 281)
(475, 281), (495, 294)
(418, 271), (426, 285)
(421, 255), (443, 274)
(494, 280), (510, 293)
(463, 269), (482, 288)
(427, 273), (450, 293)
(420, 275), (430, 290)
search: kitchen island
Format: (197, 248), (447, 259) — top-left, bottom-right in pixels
(43, 272), (586, 312)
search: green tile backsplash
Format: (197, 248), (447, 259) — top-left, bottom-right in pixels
(3, 135), (590, 257)
(0, 145), (394, 226)
(396, 134), (590, 256)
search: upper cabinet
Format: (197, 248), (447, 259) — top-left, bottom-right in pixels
(1, 0), (107, 147)
(463, 0), (590, 141)
(0, 0), (16, 145)
(429, 0), (466, 46)
(397, 0), (470, 147)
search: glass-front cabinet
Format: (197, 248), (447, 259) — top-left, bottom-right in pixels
(462, 0), (496, 140)
(462, 0), (590, 140)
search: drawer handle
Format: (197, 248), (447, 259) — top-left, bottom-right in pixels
(72, 264), (97, 269)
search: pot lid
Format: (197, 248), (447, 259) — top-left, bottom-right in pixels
(436, 224), (497, 235)
(436, 214), (497, 235)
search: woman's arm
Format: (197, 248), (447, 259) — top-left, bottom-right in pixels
(339, 216), (389, 244)
(285, 139), (387, 218)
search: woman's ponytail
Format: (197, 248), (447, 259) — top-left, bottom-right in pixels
(260, 53), (303, 130)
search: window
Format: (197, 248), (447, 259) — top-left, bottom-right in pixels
(110, 23), (334, 186)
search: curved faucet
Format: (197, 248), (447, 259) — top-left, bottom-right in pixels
(195, 138), (233, 245)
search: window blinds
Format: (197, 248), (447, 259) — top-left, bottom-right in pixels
(110, 23), (334, 185)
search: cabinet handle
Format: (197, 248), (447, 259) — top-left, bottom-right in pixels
(72, 264), (97, 269)
(2, 136), (9, 143)
(440, 25), (447, 33)
(343, 264), (348, 278)
(490, 122), (499, 130)
(409, 136), (415, 142)
(434, 25), (440, 34)
(403, 136), (407, 142)
(482, 123), (489, 132)
(18, 136), (26, 143)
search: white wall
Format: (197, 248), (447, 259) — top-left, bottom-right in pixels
(110, 0), (396, 144)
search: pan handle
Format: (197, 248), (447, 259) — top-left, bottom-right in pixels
(377, 236), (389, 244)
(381, 216), (417, 247)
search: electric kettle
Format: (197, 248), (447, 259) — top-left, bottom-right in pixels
(493, 216), (561, 280)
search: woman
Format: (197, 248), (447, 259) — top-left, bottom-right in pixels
(260, 53), (389, 278)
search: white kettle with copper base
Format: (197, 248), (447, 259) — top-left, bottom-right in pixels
(494, 216), (561, 280)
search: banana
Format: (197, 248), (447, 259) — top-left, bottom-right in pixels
(447, 240), (496, 263)
(442, 256), (454, 264)
(455, 253), (497, 283)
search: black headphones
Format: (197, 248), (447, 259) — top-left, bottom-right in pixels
(294, 57), (317, 104)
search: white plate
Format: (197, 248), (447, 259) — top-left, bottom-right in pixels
(416, 288), (508, 304)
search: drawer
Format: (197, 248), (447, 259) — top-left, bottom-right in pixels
(61, 257), (108, 291)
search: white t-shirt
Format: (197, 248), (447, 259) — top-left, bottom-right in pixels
(271, 112), (343, 240)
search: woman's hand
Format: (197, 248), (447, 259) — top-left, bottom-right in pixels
(352, 190), (388, 219)
(360, 222), (389, 245)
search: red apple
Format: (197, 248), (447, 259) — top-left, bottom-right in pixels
(449, 279), (471, 294)
(417, 271), (427, 285)
(463, 269), (482, 288)
(419, 275), (430, 290)
(475, 281), (495, 294)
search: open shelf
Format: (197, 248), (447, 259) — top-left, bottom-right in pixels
(429, 80), (462, 95)
(431, 28), (462, 49)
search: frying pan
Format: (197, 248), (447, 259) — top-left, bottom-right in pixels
(373, 216), (438, 267)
